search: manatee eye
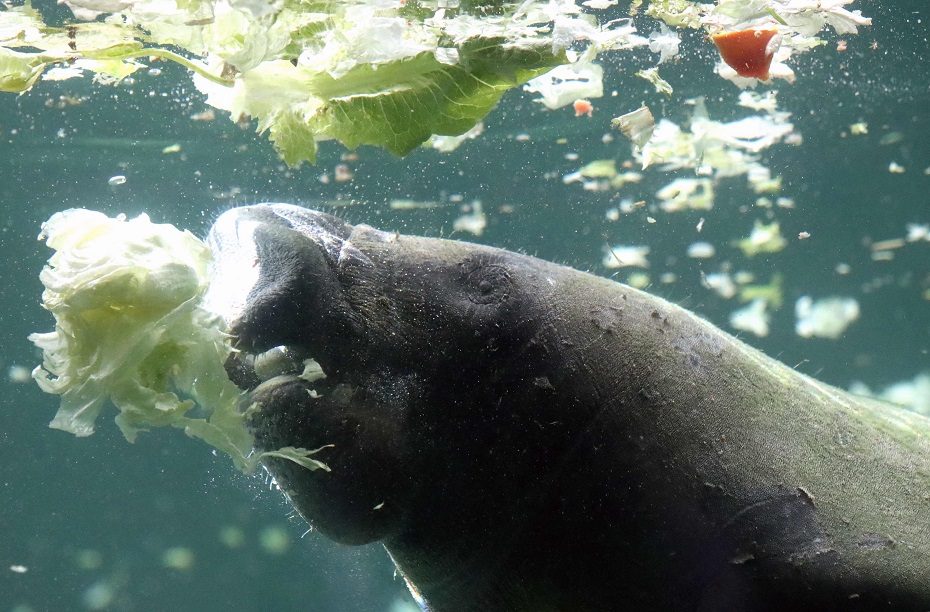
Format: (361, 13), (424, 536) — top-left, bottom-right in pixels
(460, 256), (513, 306)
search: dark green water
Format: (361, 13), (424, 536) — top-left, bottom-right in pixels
(1, 1), (928, 610)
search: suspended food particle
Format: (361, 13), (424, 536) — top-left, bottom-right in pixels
(219, 526), (245, 549)
(711, 29), (781, 80)
(603, 244), (650, 269)
(795, 296), (860, 339)
(107, 175), (127, 186)
(7, 365), (30, 383)
(611, 105), (655, 150)
(334, 163), (354, 182)
(849, 122), (868, 135)
(686, 241), (715, 259)
(573, 99), (594, 117)
(190, 109), (215, 122)
(798, 231), (811, 240)
(162, 546), (195, 570)
(729, 299), (770, 338)
(259, 525), (291, 555)
(888, 161), (905, 174)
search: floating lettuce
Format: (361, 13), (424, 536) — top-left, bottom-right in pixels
(0, 0), (591, 165)
(0, 0), (869, 164)
(29, 209), (328, 473)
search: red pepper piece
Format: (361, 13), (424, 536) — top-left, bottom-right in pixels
(712, 29), (780, 80)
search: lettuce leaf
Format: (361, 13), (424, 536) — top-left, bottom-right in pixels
(29, 209), (326, 473)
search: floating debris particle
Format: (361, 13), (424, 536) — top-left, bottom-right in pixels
(702, 272), (736, 299)
(74, 549), (103, 570)
(603, 244), (650, 269)
(7, 365), (30, 383)
(737, 274), (784, 309)
(737, 221), (787, 257)
(850, 372), (930, 416)
(259, 525), (291, 555)
(906, 224), (930, 242)
(636, 67), (673, 95)
(879, 131), (904, 146)
(795, 296), (860, 339)
(219, 526), (245, 549)
(849, 122), (868, 135)
(573, 99), (594, 117)
(333, 163), (353, 182)
(82, 580), (116, 610)
(798, 231), (810, 240)
(611, 105), (655, 150)
(190, 109), (215, 122)
(687, 242), (716, 259)
(729, 299), (770, 337)
(647, 25), (680, 64)
(429, 122), (484, 152)
(870, 238), (906, 252)
(9, 564), (27, 574)
(452, 201), (487, 236)
(162, 546), (195, 570)
(888, 161), (905, 174)
(107, 175), (127, 186)
(657, 177), (714, 212)
(389, 199), (441, 210)
(161, 143), (182, 154)
(626, 272), (651, 289)
(525, 62), (604, 110)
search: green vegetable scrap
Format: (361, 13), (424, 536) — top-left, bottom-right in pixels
(29, 209), (327, 473)
(0, 0), (871, 164)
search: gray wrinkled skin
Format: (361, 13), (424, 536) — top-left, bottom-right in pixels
(206, 204), (930, 612)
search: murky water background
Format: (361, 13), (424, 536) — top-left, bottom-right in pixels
(1, 1), (928, 610)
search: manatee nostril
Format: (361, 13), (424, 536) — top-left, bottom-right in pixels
(462, 259), (513, 306)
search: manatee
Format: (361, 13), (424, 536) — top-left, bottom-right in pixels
(205, 203), (930, 612)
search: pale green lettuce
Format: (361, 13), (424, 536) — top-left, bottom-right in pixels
(29, 209), (327, 473)
(0, 0), (869, 164)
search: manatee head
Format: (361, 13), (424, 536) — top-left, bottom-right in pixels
(203, 204), (577, 551)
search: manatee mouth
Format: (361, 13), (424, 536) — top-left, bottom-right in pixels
(223, 344), (319, 392)
(202, 203), (355, 396)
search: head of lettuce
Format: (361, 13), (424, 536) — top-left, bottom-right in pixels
(29, 208), (325, 473)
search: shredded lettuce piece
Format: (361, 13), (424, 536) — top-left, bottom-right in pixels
(794, 296), (860, 339)
(524, 58), (604, 110)
(635, 67), (673, 96)
(736, 220), (788, 256)
(638, 97), (794, 183)
(28, 209), (325, 473)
